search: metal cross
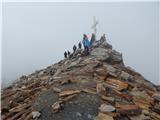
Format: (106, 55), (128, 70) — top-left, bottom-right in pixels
(91, 16), (98, 38)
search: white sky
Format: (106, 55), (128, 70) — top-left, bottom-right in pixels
(1, 1), (160, 87)
(2, 0), (159, 2)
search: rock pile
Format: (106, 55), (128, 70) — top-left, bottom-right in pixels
(1, 36), (160, 120)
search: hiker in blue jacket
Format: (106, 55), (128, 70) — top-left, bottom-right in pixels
(82, 34), (90, 55)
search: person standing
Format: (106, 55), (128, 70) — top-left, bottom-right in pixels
(82, 35), (90, 55)
(64, 51), (67, 58)
(67, 51), (71, 56)
(100, 34), (106, 42)
(78, 42), (82, 49)
(90, 33), (96, 46)
(73, 45), (77, 52)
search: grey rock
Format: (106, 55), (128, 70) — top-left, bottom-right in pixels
(68, 61), (79, 68)
(92, 37), (112, 50)
(32, 111), (41, 119)
(126, 66), (136, 72)
(91, 48), (110, 61)
(153, 94), (160, 102)
(87, 114), (92, 119)
(67, 58), (82, 69)
(76, 112), (82, 117)
(99, 104), (115, 112)
(21, 85), (26, 89)
(104, 65), (117, 73)
(99, 40), (112, 49)
(38, 71), (44, 76)
(53, 69), (61, 76)
(135, 77), (156, 91)
(99, 41), (112, 50)
(75, 48), (83, 55)
(20, 75), (27, 80)
(120, 71), (130, 80)
(110, 50), (123, 63)
(94, 116), (98, 120)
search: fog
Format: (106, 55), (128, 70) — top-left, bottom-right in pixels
(2, 2), (159, 88)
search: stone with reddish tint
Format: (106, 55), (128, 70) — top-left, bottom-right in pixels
(116, 104), (142, 116)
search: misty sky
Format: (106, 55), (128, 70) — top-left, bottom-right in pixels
(2, 2), (159, 87)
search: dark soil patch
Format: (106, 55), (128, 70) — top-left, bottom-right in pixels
(33, 89), (100, 120)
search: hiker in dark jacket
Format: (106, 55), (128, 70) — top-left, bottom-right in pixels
(78, 42), (82, 49)
(64, 51), (67, 58)
(73, 45), (77, 52)
(67, 51), (71, 56)
(90, 33), (96, 45)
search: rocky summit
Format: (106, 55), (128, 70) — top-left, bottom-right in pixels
(1, 36), (160, 120)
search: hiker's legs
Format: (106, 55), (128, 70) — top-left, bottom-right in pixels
(84, 46), (87, 55)
(86, 46), (89, 55)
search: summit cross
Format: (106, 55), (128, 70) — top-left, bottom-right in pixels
(91, 16), (99, 38)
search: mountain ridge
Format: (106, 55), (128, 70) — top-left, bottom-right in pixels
(1, 35), (160, 120)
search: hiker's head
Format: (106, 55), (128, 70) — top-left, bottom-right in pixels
(83, 34), (87, 39)
(85, 36), (88, 40)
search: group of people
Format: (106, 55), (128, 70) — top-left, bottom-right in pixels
(64, 33), (96, 58)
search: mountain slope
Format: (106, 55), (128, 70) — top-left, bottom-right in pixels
(1, 36), (160, 120)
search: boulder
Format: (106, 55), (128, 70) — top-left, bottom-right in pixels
(116, 104), (142, 116)
(52, 87), (61, 93)
(67, 58), (81, 69)
(92, 36), (112, 50)
(76, 112), (82, 117)
(32, 111), (41, 119)
(101, 95), (115, 104)
(95, 68), (107, 76)
(99, 104), (115, 113)
(52, 101), (63, 113)
(120, 71), (131, 80)
(91, 48), (110, 61)
(110, 50), (123, 63)
(72, 48), (83, 58)
(96, 83), (106, 95)
(104, 64), (117, 73)
(96, 112), (114, 120)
